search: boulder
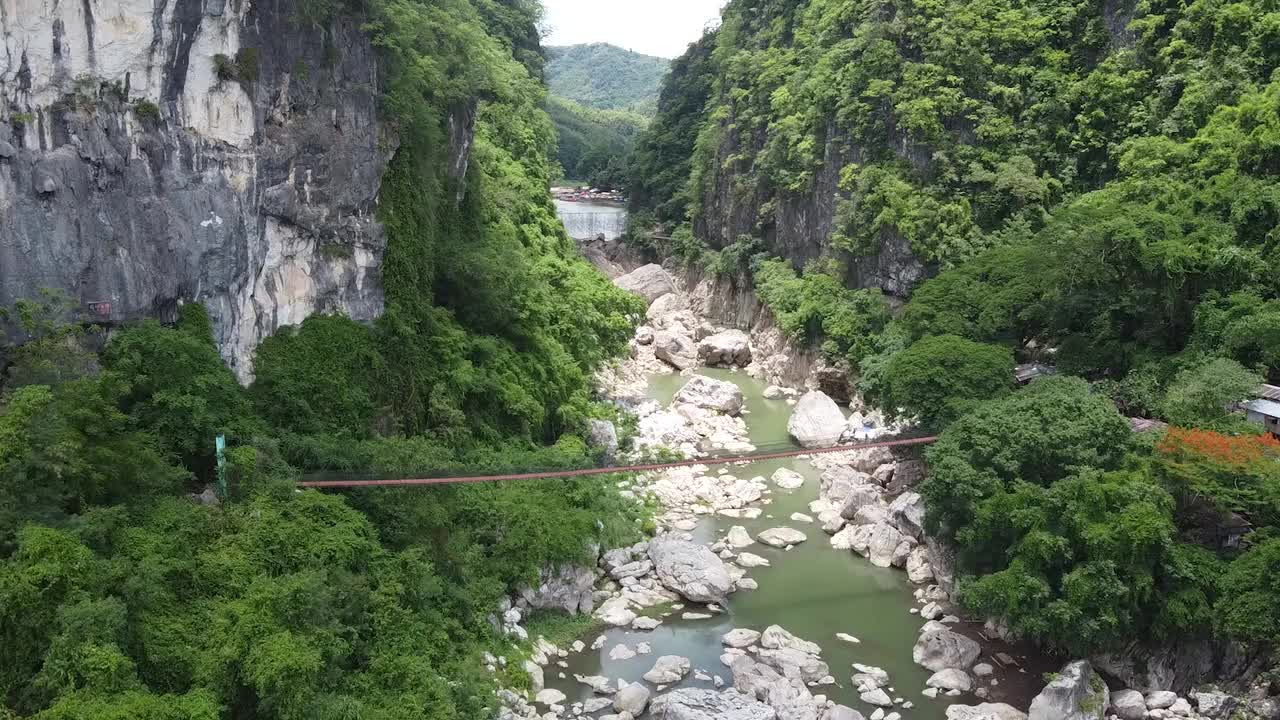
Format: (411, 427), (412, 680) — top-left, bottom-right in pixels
(760, 625), (823, 656)
(648, 688), (778, 720)
(588, 419), (620, 461)
(615, 684), (652, 715)
(644, 655), (692, 684)
(839, 484), (885, 520)
(654, 330), (699, 370)
(535, 688), (567, 706)
(1146, 692), (1178, 710)
(928, 669), (974, 692)
(726, 525), (755, 548)
(648, 534), (735, 603)
(787, 391), (846, 448)
(700, 329), (753, 367)
(830, 706), (867, 720)
(861, 688), (893, 706)
(913, 627), (981, 671)
(772, 468), (806, 489)
(1110, 690), (1147, 720)
(723, 628), (763, 648)
(821, 466), (870, 504)
(676, 375), (746, 415)
(758, 527), (808, 548)
(737, 551), (771, 567)
(947, 704), (1029, 720)
(866, 522), (906, 568)
(594, 596), (636, 627)
(1028, 660), (1108, 720)
(523, 660), (544, 693)
(907, 547), (934, 584)
(1196, 692), (1237, 719)
(757, 647), (830, 683)
(889, 492), (926, 538)
(614, 263), (675, 302)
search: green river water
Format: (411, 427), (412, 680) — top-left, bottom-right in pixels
(546, 367), (956, 719)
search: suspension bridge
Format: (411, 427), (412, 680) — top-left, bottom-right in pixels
(297, 434), (938, 489)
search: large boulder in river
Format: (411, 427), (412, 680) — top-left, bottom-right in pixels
(647, 534), (734, 603)
(675, 375), (745, 415)
(614, 683), (652, 715)
(654, 330), (699, 369)
(649, 688), (777, 720)
(757, 527), (808, 548)
(644, 655), (692, 684)
(699, 329), (753, 367)
(913, 626), (981, 671)
(614, 263), (675, 303)
(1029, 660), (1109, 720)
(787, 391), (846, 448)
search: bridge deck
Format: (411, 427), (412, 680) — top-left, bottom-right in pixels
(297, 435), (938, 488)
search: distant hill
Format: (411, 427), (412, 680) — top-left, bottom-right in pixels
(545, 43), (670, 116)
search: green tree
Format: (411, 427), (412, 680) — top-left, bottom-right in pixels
(922, 376), (1133, 537)
(882, 335), (1014, 429)
(1216, 539), (1280, 644)
(1158, 358), (1261, 431)
(103, 305), (264, 467)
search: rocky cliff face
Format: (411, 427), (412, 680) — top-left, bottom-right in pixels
(0, 0), (417, 380)
(695, 119), (933, 299)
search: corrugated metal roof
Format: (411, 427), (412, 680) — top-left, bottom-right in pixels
(1245, 399), (1280, 418)
(1257, 384), (1280, 402)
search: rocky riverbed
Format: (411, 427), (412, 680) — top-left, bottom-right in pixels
(489, 264), (1257, 720)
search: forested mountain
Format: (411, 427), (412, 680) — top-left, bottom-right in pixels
(0, 1), (642, 718)
(629, 0), (1280, 659)
(545, 43), (670, 115)
(544, 43), (670, 188)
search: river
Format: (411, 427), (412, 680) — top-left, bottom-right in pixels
(555, 199), (627, 241)
(545, 367), (954, 719)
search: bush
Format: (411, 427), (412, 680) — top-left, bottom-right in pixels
(132, 99), (161, 123)
(754, 258), (891, 366)
(212, 54), (237, 82)
(235, 48), (260, 83)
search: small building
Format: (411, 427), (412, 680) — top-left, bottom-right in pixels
(1245, 396), (1280, 438)
(1014, 362), (1056, 385)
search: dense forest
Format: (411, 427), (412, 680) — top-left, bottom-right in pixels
(0, 1), (645, 718)
(545, 95), (646, 188)
(627, 0), (1280, 657)
(544, 43), (671, 188)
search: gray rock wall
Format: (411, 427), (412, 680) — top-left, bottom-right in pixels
(693, 118), (933, 299)
(0, 0), (422, 381)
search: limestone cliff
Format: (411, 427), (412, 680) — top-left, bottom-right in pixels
(0, 0), (428, 380)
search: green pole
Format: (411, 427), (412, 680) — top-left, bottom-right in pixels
(215, 434), (227, 500)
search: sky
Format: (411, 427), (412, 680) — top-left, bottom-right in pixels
(541, 0), (726, 58)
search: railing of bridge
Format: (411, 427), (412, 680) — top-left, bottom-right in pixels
(296, 434), (938, 488)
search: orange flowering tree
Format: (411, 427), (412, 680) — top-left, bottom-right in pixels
(1155, 428), (1280, 525)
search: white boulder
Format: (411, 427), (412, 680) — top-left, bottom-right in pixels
(787, 391), (846, 448)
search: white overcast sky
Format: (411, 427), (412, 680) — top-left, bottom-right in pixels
(541, 0), (726, 58)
